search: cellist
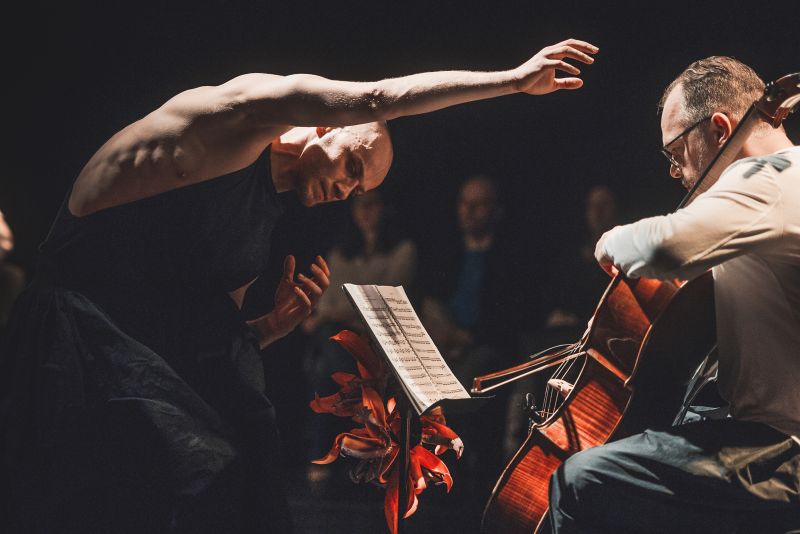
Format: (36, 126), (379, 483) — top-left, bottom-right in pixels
(547, 57), (800, 532)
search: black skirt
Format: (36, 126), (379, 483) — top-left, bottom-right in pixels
(1, 284), (292, 534)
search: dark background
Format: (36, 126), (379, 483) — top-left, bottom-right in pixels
(1, 1), (798, 530)
(4, 0), (798, 277)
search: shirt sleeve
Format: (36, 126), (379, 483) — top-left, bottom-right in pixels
(598, 157), (786, 280)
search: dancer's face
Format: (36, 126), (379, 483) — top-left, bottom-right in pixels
(295, 124), (392, 206)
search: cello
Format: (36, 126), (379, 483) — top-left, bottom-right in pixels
(471, 72), (800, 534)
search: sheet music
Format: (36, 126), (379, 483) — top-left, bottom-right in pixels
(343, 284), (470, 413)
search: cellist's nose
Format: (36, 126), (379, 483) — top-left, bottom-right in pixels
(669, 163), (682, 179)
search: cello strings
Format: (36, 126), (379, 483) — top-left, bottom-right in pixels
(543, 346), (572, 417)
(523, 343), (575, 418)
(542, 343), (583, 419)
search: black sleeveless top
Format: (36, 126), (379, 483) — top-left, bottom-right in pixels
(38, 147), (283, 355)
(1, 147), (293, 533)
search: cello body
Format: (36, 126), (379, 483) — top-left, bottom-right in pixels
(481, 271), (716, 533)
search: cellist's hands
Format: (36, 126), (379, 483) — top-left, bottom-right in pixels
(594, 233), (619, 277)
(251, 255), (331, 348)
(513, 39), (598, 95)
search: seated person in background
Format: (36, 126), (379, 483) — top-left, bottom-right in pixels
(504, 185), (621, 456)
(0, 209), (25, 337)
(419, 174), (525, 502)
(544, 184), (620, 330)
(302, 189), (417, 484)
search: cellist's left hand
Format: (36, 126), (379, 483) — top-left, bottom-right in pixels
(594, 233), (619, 277)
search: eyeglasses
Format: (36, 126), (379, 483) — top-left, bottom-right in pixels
(660, 115), (712, 169)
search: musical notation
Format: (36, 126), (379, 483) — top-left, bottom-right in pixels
(343, 283), (471, 414)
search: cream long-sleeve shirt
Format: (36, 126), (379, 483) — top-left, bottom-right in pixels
(597, 146), (800, 437)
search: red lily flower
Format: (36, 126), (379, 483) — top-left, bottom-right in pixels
(309, 330), (464, 534)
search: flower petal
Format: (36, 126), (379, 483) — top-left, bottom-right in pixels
(331, 330), (385, 380)
(331, 371), (357, 387)
(421, 418), (464, 458)
(408, 448), (427, 495)
(361, 386), (390, 436)
(413, 445), (453, 492)
(377, 446), (399, 485)
(309, 391), (362, 418)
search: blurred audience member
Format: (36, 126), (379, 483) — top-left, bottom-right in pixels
(419, 175), (525, 501)
(302, 189), (417, 485)
(0, 209), (26, 335)
(504, 184), (621, 457)
(545, 184), (620, 330)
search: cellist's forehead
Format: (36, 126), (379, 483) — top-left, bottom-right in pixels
(661, 87), (687, 144)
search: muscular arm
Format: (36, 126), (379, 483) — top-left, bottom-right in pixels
(69, 38), (596, 215)
(595, 155), (789, 281)
(0, 210), (13, 260)
(204, 38), (596, 127)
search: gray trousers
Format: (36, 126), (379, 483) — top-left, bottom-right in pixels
(547, 419), (800, 533)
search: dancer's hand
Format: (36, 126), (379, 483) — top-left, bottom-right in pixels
(250, 255), (331, 348)
(514, 39), (598, 95)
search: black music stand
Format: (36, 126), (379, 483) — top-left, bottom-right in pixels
(390, 389), (490, 533)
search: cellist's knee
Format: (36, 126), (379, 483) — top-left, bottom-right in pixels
(547, 447), (616, 531)
(556, 447), (611, 496)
